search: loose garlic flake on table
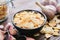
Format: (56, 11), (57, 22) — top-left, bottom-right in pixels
(52, 32), (60, 36)
(49, 20), (56, 27)
(45, 34), (52, 38)
(40, 26), (54, 34)
(53, 24), (60, 30)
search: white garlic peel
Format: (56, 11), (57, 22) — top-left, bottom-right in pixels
(0, 25), (4, 29)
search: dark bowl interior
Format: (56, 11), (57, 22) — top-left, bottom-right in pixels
(12, 10), (47, 37)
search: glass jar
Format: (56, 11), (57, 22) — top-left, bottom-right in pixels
(0, 0), (8, 22)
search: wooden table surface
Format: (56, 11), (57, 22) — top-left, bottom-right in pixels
(4, 0), (60, 40)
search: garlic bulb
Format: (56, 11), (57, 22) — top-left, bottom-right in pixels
(36, 2), (56, 20)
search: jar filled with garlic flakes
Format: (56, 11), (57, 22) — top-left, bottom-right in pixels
(0, 0), (8, 22)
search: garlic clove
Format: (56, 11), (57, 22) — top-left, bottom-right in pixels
(36, 2), (56, 20)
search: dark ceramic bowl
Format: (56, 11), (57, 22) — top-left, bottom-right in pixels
(12, 10), (47, 36)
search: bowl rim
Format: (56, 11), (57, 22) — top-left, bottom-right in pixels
(12, 9), (47, 30)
